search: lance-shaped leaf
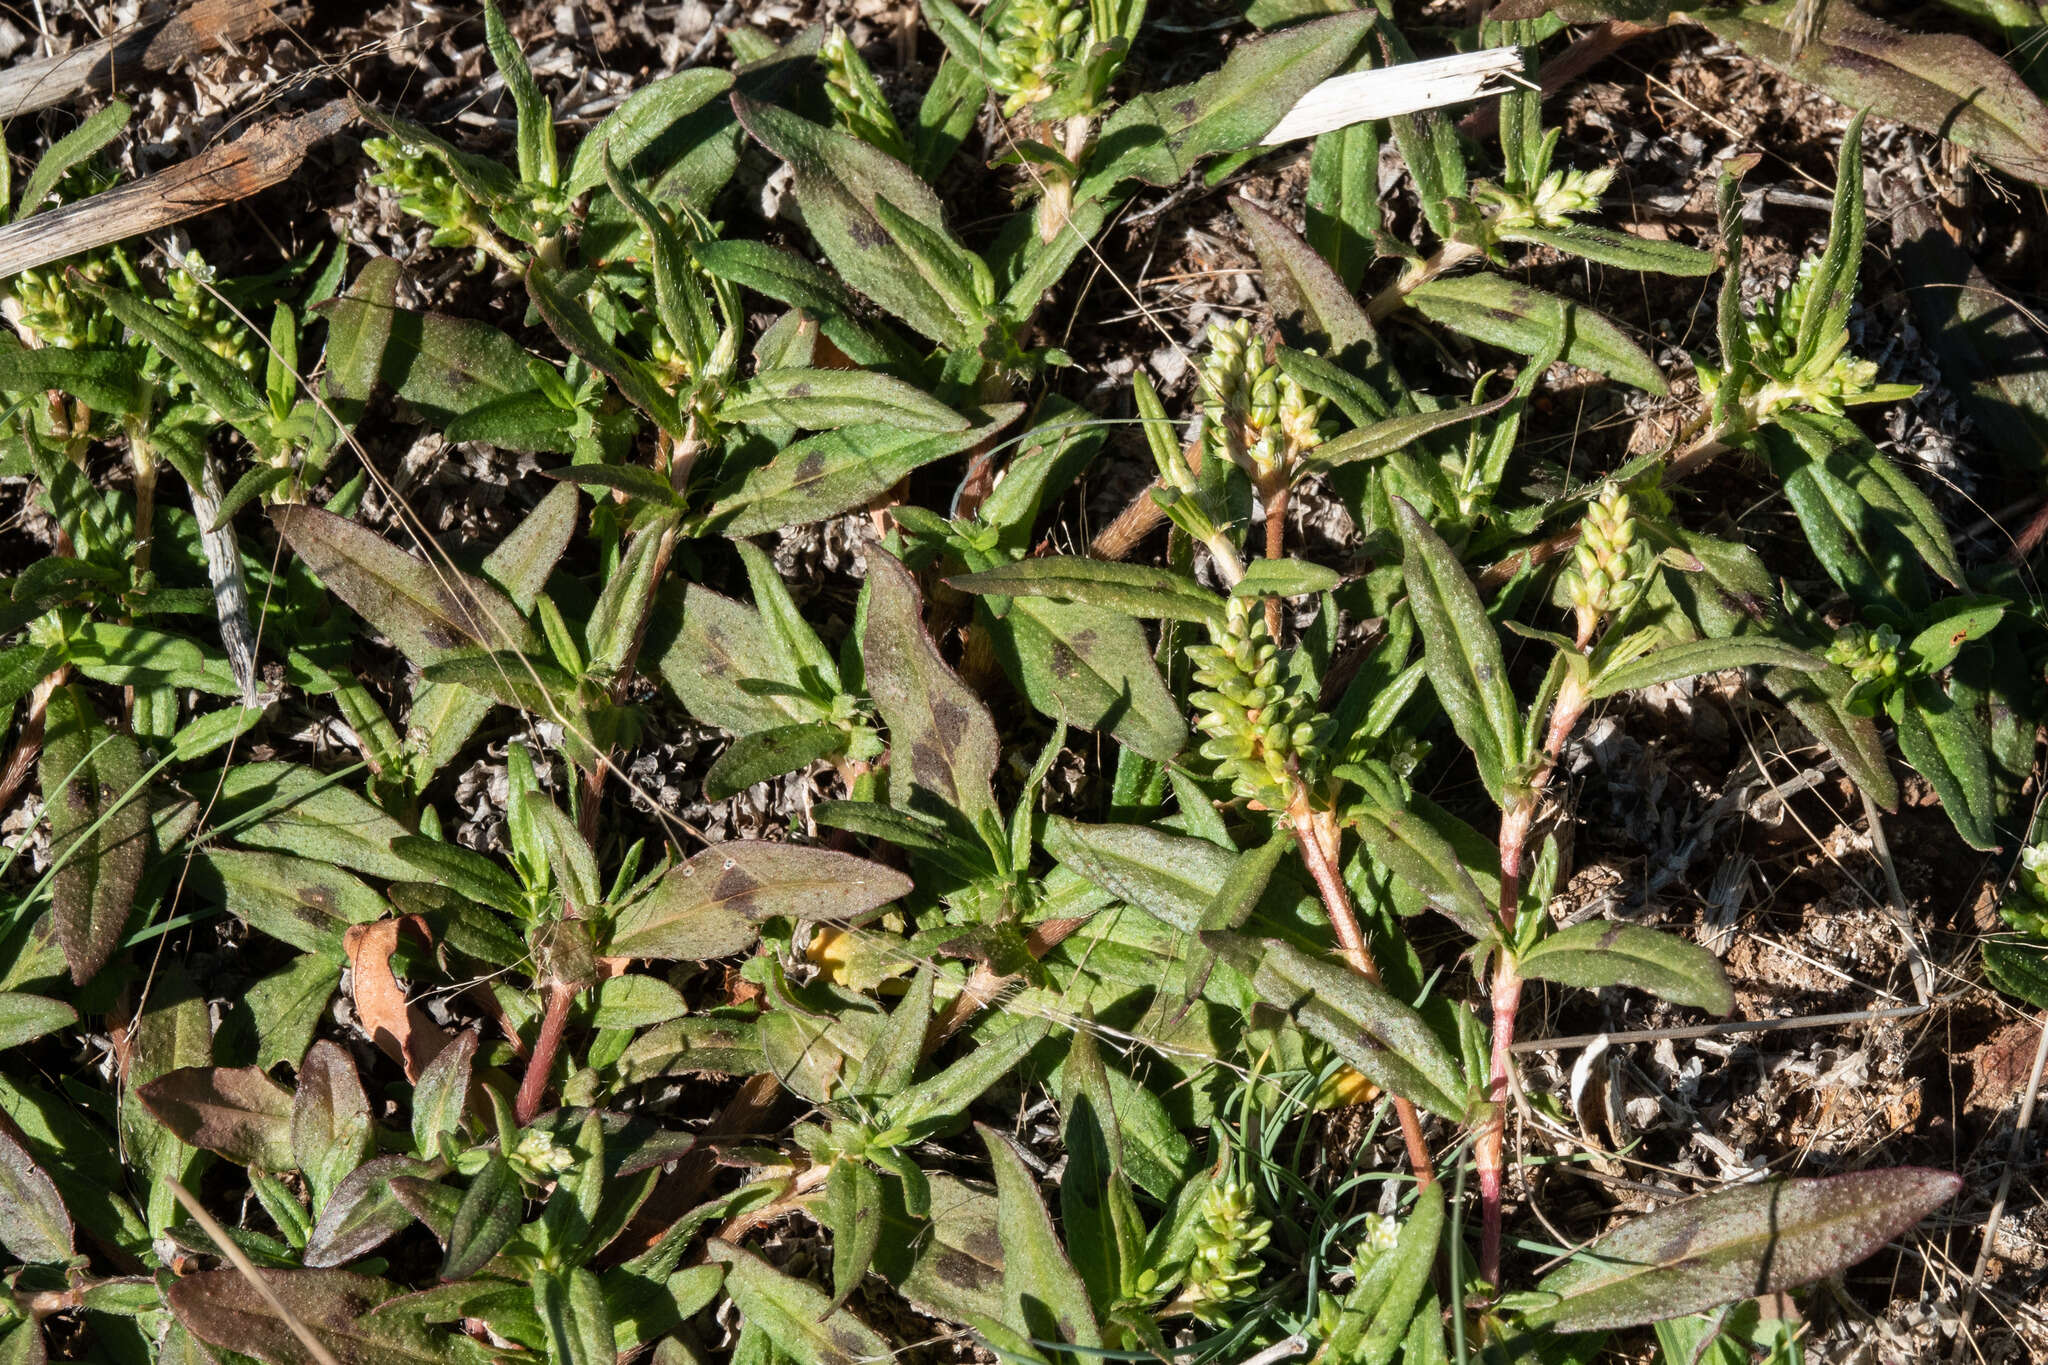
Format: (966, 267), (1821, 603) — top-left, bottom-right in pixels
(1311, 397), (1509, 470)
(693, 239), (894, 366)
(304, 1155), (445, 1268)
(1982, 940), (2048, 1011)
(979, 1124), (1102, 1352)
(1233, 196), (1374, 355)
(1353, 1182), (1444, 1365)
(825, 1157), (885, 1309)
(1517, 921), (1735, 1014)
(709, 1238), (897, 1365)
(1692, 4), (2048, 188)
(168, 1268), (449, 1365)
(1520, 1167), (1962, 1333)
(40, 685), (150, 985)
(191, 850), (386, 960)
(272, 506), (538, 668)
(872, 1171), (1005, 1324)
(214, 762), (416, 882)
(864, 548), (1002, 829)
(1393, 500), (1521, 803)
(1409, 274), (1667, 394)
(880, 1017), (1052, 1139)
(607, 842), (911, 961)
(1088, 12), (1374, 190)
(984, 595), (1188, 762)
(1042, 816), (1235, 933)
(703, 406), (1020, 536)
(1349, 801), (1496, 941)
(0, 994), (74, 1051)
(704, 723), (849, 802)
(293, 1041), (372, 1208)
(949, 558), (1223, 627)
(527, 261), (683, 437)
(1204, 932), (1469, 1119)
(1893, 681), (1998, 851)
(1504, 223), (1714, 276)
(0, 1129), (72, 1263)
(732, 94), (979, 347)
(566, 67), (735, 195)
(1589, 637), (1821, 700)
(136, 1066), (297, 1170)
(718, 368), (968, 433)
(444, 1155), (524, 1280)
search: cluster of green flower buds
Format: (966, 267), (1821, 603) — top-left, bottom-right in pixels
(1190, 595), (1327, 807)
(158, 251), (255, 375)
(1559, 482), (1653, 645)
(1179, 1179), (1273, 1322)
(1824, 621), (1904, 715)
(1698, 254), (1915, 422)
(5, 250), (125, 351)
(1309, 1214), (1406, 1350)
(2000, 843), (2048, 940)
(366, 137), (488, 251)
(989, 0), (1089, 117)
(1197, 319), (1324, 478)
(1480, 163), (1616, 233)
(821, 28), (908, 160)
(508, 1127), (577, 1180)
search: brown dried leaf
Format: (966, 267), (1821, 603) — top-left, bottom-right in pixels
(343, 919), (450, 1082)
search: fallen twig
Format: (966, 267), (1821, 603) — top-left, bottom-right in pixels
(0, 0), (291, 122)
(0, 100), (350, 281)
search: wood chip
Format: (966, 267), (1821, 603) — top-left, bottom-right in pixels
(0, 100), (350, 281)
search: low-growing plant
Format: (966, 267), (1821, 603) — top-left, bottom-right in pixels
(3, 1), (2032, 1363)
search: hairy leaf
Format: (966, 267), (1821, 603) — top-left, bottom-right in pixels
(718, 368), (968, 432)
(1589, 637), (1821, 699)
(169, 1269), (449, 1365)
(0, 1129), (71, 1263)
(40, 685), (149, 984)
(1521, 1168), (1962, 1332)
(949, 558), (1223, 626)
(980, 1124), (1102, 1352)
(1410, 274), (1667, 394)
(0, 994), (75, 1051)
(1233, 196), (1374, 354)
(1517, 921), (1735, 1013)
(608, 843), (911, 961)
(136, 1066), (297, 1170)
(710, 1238), (897, 1365)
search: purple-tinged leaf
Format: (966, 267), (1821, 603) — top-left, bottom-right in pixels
(293, 1042), (373, 1207)
(0, 1128), (72, 1262)
(136, 1066), (297, 1171)
(607, 842), (911, 961)
(168, 1268), (455, 1365)
(1522, 1168), (1962, 1333)
(709, 1237), (898, 1365)
(39, 685), (149, 985)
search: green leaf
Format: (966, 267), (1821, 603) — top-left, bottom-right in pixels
(1389, 106), (1468, 241)
(483, 0), (556, 188)
(1517, 921), (1735, 1014)
(1233, 196), (1374, 355)
(709, 1238), (897, 1365)
(825, 1157), (885, 1308)
(1087, 12), (1373, 190)
(12, 99), (131, 223)
(293, 1041), (373, 1209)
(445, 1155), (524, 1280)
(1905, 598), (2005, 676)
(1409, 273), (1667, 394)
(65, 622), (241, 695)
(0, 1129), (72, 1263)
(863, 548), (1003, 829)
(948, 558), (1223, 626)
(718, 368), (968, 433)
(526, 262), (683, 437)
(693, 240), (893, 366)
(566, 68), (735, 195)
(1349, 800), (1496, 941)
(1311, 399), (1507, 470)
(305, 1156), (445, 1269)
(979, 1123), (1102, 1353)
(1982, 939), (2048, 1011)
(731, 95), (977, 347)
(704, 406), (1020, 536)
(1204, 931), (1470, 1120)
(1505, 223), (1715, 276)
(249, 956), (344, 1072)
(881, 1018), (1052, 1139)
(1521, 1168), (1962, 1333)
(1306, 117), (1379, 292)
(983, 595), (1188, 762)
(1894, 680), (1998, 851)
(85, 282), (269, 437)
(1693, 4), (2048, 188)
(40, 685), (150, 985)
(391, 835), (527, 916)
(315, 296), (539, 427)
(1042, 816), (1236, 934)
(1589, 637), (1821, 700)
(0, 994), (74, 1051)
(1393, 499), (1521, 803)
(213, 762), (415, 881)
(1358, 1182), (1444, 1365)
(660, 585), (819, 735)
(410, 1032), (476, 1163)
(607, 843), (911, 961)
(703, 723), (848, 802)
(191, 850), (386, 960)
(1231, 557), (1343, 599)
(137, 1066), (296, 1170)
(0, 346), (142, 414)
(272, 505), (539, 668)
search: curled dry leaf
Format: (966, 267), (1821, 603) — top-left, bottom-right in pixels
(342, 919), (450, 1082)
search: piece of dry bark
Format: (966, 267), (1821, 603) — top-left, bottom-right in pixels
(0, 100), (350, 279)
(0, 0), (292, 122)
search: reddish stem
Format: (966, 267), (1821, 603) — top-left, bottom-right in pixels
(514, 982), (573, 1125)
(1292, 808), (1436, 1189)
(1262, 477), (1290, 640)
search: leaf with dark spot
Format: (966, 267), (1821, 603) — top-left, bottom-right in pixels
(709, 1238), (898, 1365)
(606, 842), (911, 961)
(39, 685), (150, 985)
(863, 549), (1002, 829)
(271, 506), (539, 670)
(1522, 1168), (1962, 1333)
(980, 1123), (1101, 1354)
